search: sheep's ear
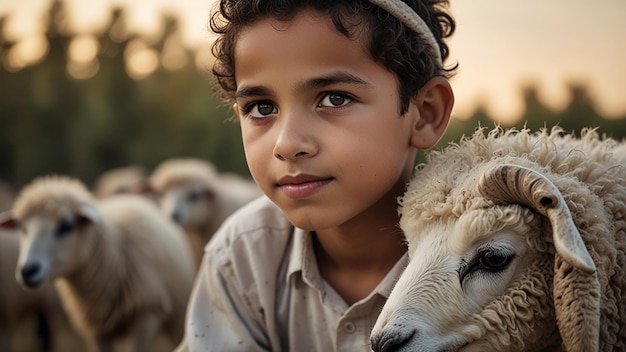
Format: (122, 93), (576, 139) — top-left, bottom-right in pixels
(477, 164), (595, 273)
(77, 204), (102, 225)
(478, 164), (601, 351)
(0, 210), (18, 230)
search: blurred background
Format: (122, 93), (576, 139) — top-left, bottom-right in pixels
(0, 0), (625, 190)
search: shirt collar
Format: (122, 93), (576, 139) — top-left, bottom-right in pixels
(286, 227), (324, 290)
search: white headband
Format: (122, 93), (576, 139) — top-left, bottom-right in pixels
(368, 0), (442, 65)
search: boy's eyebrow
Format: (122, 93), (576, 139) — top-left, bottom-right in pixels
(234, 71), (371, 100)
(299, 71), (371, 91)
(235, 85), (274, 100)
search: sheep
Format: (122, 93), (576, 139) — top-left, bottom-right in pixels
(370, 126), (626, 352)
(0, 175), (196, 352)
(1, 221), (79, 352)
(147, 157), (262, 262)
(1, 184), (82, 352)
(92, 165), (148, 198)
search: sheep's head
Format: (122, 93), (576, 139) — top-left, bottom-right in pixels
(371, 164), (600, 352)
(156, 182), (217, 232)
(0, 176), (102, 289)
(149, 158), (219, 232)
(92, 165), (148, 198)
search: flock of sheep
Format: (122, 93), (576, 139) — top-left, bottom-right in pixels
(1, 126), (625, 352)
(0, 158), (261, 352)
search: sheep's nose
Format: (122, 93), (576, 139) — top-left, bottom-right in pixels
(21, 262), (44, 288)
(371, 329), (414, 352)
(171, 210), (183, 225)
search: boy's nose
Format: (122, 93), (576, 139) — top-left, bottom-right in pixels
(273, 115), (318, 161)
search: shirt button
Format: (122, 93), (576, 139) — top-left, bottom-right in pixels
(344, 322), (356, 334)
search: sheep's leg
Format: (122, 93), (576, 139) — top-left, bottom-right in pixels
(129, 313), (162, 352)
(36, 310), (52, 352)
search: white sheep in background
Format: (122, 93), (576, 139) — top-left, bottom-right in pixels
(371, 127), (626, 352)
(1, 175), (196, 352)
(148, 157), (262, 262)
(0, 222), (80, 352)
(92, 165), (148, 198)
(1, 184), (82, 352)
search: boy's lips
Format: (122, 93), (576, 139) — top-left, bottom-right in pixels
(275, 174), (333, 199)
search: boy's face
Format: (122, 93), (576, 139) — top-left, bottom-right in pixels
(233, 10), (419, 231)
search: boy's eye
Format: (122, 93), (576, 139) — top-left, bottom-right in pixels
(245, 101), (277, 119)
(257, 102), (275, 115)
(319, 92), (352, 108)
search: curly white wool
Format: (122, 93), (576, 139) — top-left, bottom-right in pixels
(371, 127), (626, 352)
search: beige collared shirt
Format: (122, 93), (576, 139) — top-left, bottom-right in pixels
(176, 196), (408, 352)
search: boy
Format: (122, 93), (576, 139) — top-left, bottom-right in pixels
(177, 0), (456, 350)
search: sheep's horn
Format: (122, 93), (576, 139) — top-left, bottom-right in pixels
(477, 164), (596, 274)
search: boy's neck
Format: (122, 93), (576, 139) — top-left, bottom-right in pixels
(312, 225), (406, 305)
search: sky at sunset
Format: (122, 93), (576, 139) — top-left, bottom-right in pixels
(1, 0), (625, 123)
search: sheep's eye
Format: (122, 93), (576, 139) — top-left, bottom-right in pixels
(478, 251), (513, 272)
(187, 189), (202, 203)
(56, 218), (75, 237)
(459, 246), (516, 284)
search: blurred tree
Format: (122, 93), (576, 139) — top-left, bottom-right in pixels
(0, 1), (247, 189)
(0, 0), (624, 190)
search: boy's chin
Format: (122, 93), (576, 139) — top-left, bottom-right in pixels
(282, 209), (340, 232)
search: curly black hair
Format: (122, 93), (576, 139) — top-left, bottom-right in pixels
(210, 0), (457, 114)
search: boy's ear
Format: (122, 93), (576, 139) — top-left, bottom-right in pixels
(409, 76), (454, 149)
(233, 103), (240, 116)
(77, 204), (102, 225)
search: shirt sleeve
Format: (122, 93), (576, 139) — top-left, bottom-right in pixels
(175, 240), (270, 352)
